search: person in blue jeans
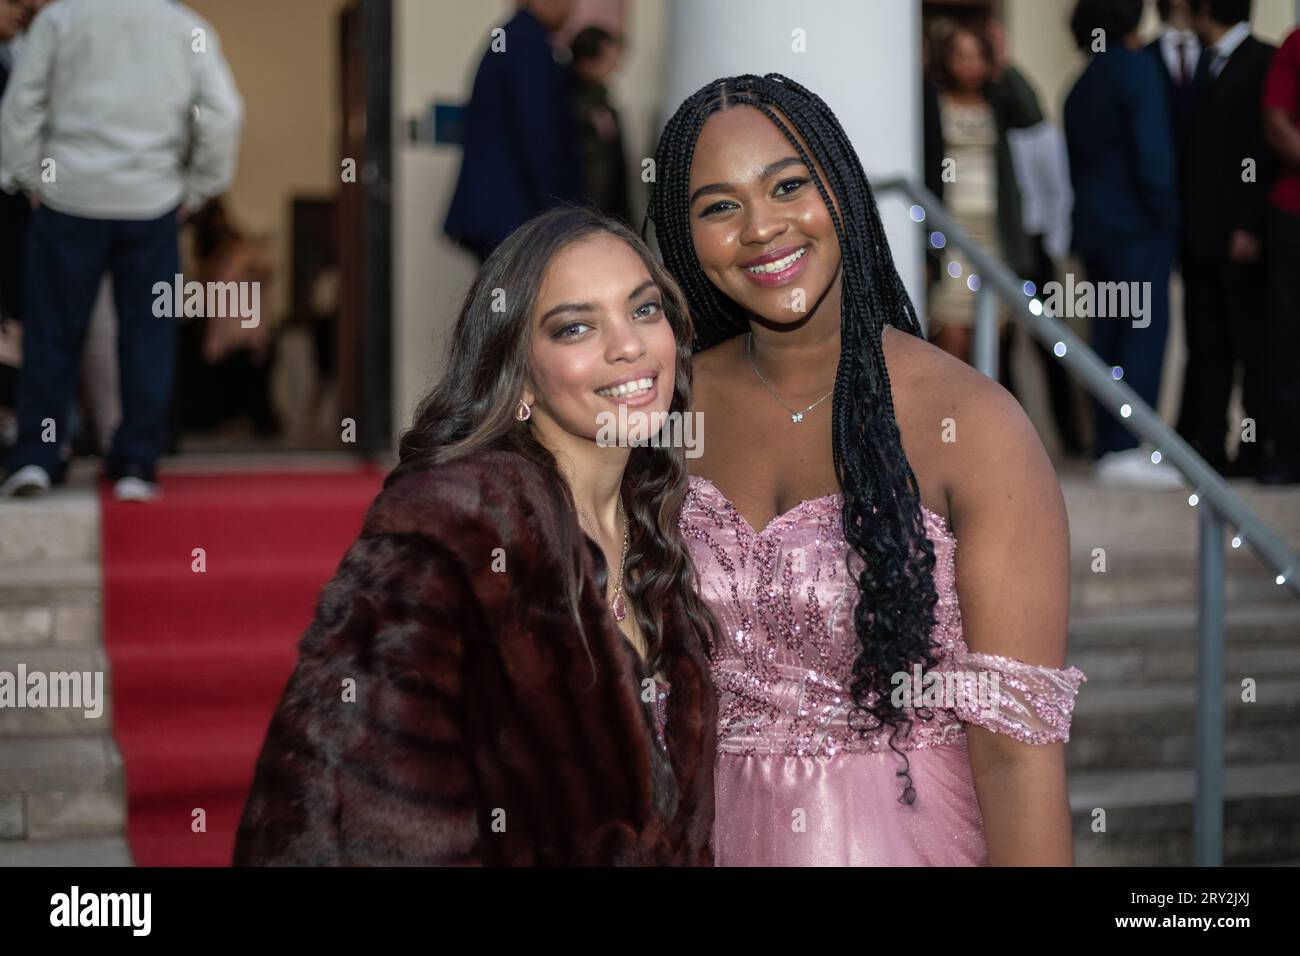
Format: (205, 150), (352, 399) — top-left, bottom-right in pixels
(1065, 0), (1183, 489)
(0, 0), (242, 501)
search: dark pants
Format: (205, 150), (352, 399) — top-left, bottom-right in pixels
(1264, 206), (1300, 466)
(0, 189), (31, 322)
(1084, 236), (1173, 458)
(1176, 251), (1267, 471)
(5, 205), (179, 480)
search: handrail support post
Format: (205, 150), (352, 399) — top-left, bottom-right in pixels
(1194, 504), (1226, 866)
(973, 285), (998, 380)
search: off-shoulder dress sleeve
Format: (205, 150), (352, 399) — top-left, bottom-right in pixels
(938, 649), (1087, 745)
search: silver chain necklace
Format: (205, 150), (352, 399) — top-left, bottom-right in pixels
(746, 333), (834, 424)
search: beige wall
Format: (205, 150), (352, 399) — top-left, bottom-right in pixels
(188, 0), (350, 321)
(391, 0), (667, 440)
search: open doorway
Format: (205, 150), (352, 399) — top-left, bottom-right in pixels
(170, 0), (391, 456)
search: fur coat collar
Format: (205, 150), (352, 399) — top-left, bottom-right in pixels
(234, 449), (717, 865)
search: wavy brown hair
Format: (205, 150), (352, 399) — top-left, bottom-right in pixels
(387, 204), (718, 674)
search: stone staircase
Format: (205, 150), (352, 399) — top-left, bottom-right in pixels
(0, 481), (131, 865)
(1061, 476), (1300, 866)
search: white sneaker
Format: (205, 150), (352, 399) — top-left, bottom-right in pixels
(0, 464), (51, 497)
(113, 475), (159, 503)
(1095, 448), (1185, 490)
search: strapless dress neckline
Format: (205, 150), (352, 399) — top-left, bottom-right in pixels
(678, 470), (1086, 865)
(686, 473), (955, 542)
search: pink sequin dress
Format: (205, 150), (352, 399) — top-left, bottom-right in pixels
(680, 475), (1086, 866)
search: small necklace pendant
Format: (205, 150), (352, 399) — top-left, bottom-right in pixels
(612, 591), (627, 621)
(791, 412), (803, 423)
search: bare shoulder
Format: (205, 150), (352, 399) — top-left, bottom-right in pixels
(880, 325), (1059, 524)
(687, 334), (744, 407)
(690, 334), (742, 379)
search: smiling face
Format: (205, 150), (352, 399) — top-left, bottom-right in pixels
(687, 105), (842, 325)
(523, 233), (678, 449)
(945, 30), (989, 92)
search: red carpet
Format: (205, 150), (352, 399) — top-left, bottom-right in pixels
(99, 467), (386, 866)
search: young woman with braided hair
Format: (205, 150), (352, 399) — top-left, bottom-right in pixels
(648, 73), (1086, 865)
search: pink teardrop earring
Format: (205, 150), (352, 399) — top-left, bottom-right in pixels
(515, 399), (532, 422)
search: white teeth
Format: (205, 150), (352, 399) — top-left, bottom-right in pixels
(597, 376), (655, 398)
(745, 247), (807, 274)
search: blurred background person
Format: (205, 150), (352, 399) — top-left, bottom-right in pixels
(921, 29), (945, 294)
(173, 198), (278, 440)
(1176, 0), (1276, 478)
(72, 276), (121, 459)
(1149, 0), (1201, 181)
(1065, 0), (1181, 489)
(570, 25), (631, 226)
(1148, 0), (1200, 257)
(925, 19), (1040, 364)
(1, 0), (120, 469)
(0, 0), (42, 452)
(1004, 91), (1086, 457)
(443, 0), (582, 263)
(0, 0), (242, 501)
(1260, 24), (1300, 484)
(981, 16), (1087, 457)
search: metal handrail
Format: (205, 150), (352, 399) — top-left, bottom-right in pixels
(874, 177), (1300, 866)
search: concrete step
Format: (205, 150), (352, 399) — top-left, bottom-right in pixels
(1070, 761), (1300, 865)
(1068, 604), (1300, 646)
(1069, 642), (1300, 686)
(0, 561), (101, 649)
(0, 835), (132, 866)
(1066, 604), (1300, 690)
(0, 646), (112, 737)
(0, 733), (127, 844)
(1060, 477), (1300, 611)
(0, 734), (123, 797)
(1066, 634), (1300, 686)
(0, 491), (99, 565)
(1070, 560), (1298, 608)
(1067, 679), (1300, 770)
(1061, 479), (1300, 552)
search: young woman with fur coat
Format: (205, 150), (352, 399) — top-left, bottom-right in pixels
(234, 206), (719, 866)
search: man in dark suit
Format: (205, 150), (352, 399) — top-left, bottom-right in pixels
(1065, 0), (1182, 488)
(1147, 1), (1200, 150)
(1146, 0), (1199, 257)
(444, 0), (584, 263)
(1176, 0), (1276, 476)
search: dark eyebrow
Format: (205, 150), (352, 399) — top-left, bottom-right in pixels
(689, 156), (807, 206)
(540, 279), (659, 324)
(626, 278), (657, 301)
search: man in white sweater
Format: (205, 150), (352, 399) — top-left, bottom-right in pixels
(0, 0), (242, 501)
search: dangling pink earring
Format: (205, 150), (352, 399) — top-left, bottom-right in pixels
(515, 399), (531, 422)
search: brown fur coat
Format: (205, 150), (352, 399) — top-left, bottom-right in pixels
(233, 450), (717, 865)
